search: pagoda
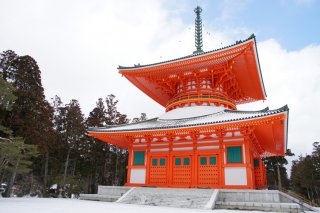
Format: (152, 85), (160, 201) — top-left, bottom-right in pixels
(88, 7), (289, 189)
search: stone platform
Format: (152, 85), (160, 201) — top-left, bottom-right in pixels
(79, 186), (131, 202)
(79, 186), (319, 212)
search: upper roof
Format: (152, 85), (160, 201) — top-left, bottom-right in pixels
(118, 35), (267, 107)
(119, 35), (255, 70)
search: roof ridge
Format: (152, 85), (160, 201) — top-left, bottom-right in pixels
(224, 107), (270, 114)
(224, 105), (288, 114)
(158, 110), (225, 121)
(88, 117), (159, 131)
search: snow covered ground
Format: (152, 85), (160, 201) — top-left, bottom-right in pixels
(0, 198), (274, 213)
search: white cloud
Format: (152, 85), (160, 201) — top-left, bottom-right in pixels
(1, 0), (319, 165)
(241, 39), (320, 158)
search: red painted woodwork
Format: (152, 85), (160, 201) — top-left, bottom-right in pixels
(197, 155), (219, 187)
(119, 39), (266, 110)
(88, 36), (287, 190)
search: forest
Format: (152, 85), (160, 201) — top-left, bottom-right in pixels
(0, 50), (319, 205)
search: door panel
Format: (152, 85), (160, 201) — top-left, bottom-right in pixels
(198, 155), (219, 187)
(172, 156), (191, 186)
(149, 156), (167, 185)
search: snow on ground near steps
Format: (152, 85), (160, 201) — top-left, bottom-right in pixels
(0, 198), (276, 213)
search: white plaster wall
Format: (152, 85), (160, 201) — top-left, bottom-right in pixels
(132, 144), (147, 147)
(234, 131), (243, 136)
(224, 167), (247, 185)
(150, 148), (169, 152)
(172, 147), (193, 151)
(223, 138), (244, 142)
(197, 146), (219, 150)
(197, 140), (219, 143)
(224, 132), (232, 137)
(130, 168), (146, 184)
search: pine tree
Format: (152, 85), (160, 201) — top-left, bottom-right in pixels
(85, 98), (111, 192)
(0, 50), (18, 138)
(4, 55), (55, 194)
(54, 99), (86, 189)
(291, 143), (320, 204)
(263, 149), (294, 190)
(0, 77), (16, 137)
(87, 98), (106, 127)
(105, 94), (128, 125)
(132, 113), (147, 123)
(0, 137), (39, 197)
(0, 50), (18, 82)
(104, 94), (129, 185)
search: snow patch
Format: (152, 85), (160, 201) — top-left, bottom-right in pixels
(159, 106), (227, 120)
(0, 198), (276, 213)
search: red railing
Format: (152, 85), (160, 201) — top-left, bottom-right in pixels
(166, 91), (236, 111)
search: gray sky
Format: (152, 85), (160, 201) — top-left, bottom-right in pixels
(1, 0), (319, 164)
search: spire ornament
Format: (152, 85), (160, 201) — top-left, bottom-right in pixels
(193, 6), (203, 54)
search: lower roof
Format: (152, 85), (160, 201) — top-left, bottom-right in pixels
(88, 105), (288, 133)
(88, 105), (289, 157)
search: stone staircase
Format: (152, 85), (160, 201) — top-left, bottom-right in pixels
(215, 189), (319, 212)
(80, 186), (319, 212)
(118, 187), (215, 209)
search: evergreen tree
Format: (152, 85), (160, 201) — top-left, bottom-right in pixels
(85, 98), (112, 193)
(291, 142), (320, 204)
(105, 94), (128, 125)
(0, 50), (18, 138)
(0, 137), (39, 197)
(54, 99), (86, 188)
(4, 55), (55, 195)
(0, 77), (16, 137)
(132, 113), (147, 123)
(0, 50), (18, 82)
(87, 98), (106, 127)
(263, 149), (294, 190)
(104, 94), (129, 185)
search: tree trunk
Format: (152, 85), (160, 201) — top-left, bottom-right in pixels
(6, 158), (20, 197)
(307, 187), (311, 200)
(43, 151), (49, 196)
(72, 160), (76, 176)
(103, 159), (107, 184)
(62, 149), (70, 187)
(29, 173), (34, 195)
(86, 175), (91, 193)
(114, 151), (119, 186)
(94, 169), (98, 193)
(277, 164), (282, 190)
(0, 168), (6, 184)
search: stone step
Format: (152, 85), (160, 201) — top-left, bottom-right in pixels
(215, 201), (300, 213)
(118, 187), (214, 209)
(79, 194), (120, 202)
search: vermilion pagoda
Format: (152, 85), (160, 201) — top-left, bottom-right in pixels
(88, 7), (289, 189)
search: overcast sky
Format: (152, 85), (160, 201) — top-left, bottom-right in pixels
(1, 0), (320, 164)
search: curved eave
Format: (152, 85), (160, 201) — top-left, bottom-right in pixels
(118, 37), (266, 106)
(88, 106), (288, 155)
(118, 36), (256, 70)
(88, 112), (286, 134)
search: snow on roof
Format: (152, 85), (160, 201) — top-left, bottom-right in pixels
(88, 105), (289, 133)
(159, 106), (227, 120)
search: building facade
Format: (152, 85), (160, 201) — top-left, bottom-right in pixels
(88, 8), (289, 189)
